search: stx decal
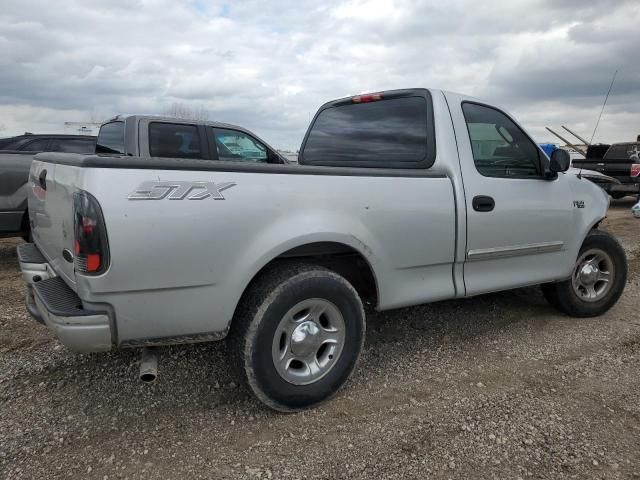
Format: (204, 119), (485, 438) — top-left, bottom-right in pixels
(128, 181), (236, 200)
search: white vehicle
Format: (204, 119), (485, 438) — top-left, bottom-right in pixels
(18, 89), (627, 411)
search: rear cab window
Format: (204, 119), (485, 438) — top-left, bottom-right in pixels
(604, 143), (638, 162)
(149, 122), (203, 159)
(96, 122), (125, 154)
(300, 91), (435, 169)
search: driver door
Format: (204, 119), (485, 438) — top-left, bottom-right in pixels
(446, 95), (575, 295)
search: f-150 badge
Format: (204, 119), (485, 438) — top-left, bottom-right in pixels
(128, 181), (236, 200)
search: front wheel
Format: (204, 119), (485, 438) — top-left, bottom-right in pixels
(227, 264), (366, 412)
(542, 230), (627, 317)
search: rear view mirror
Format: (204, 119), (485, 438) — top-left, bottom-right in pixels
(549, 148), (570, 173)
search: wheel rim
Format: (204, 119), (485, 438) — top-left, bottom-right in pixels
(271, 298), (346, 386)
(571, 248), (614, 303)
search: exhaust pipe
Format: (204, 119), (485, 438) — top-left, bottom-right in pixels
(139, 347), (158, 383)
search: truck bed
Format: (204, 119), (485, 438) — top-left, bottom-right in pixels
(29, 152), (457, 345)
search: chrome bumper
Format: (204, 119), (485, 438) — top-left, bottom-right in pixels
(18, 243), (112, 353)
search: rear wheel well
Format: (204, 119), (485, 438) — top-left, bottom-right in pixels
(242, 242), (378, 309)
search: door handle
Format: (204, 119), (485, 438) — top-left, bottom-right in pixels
(472, 195), (495, 212)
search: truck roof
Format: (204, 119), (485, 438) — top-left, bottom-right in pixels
(106, 114), (258, 136)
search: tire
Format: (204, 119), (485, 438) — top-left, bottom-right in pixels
(227, 263), (366, 412)
(542, 230), (627, 317)
(610, 192), (626, 200)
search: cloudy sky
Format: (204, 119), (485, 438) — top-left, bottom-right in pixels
(1, 0), (638, 150)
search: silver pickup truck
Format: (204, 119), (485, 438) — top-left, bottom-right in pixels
(18, 89), (627, 411)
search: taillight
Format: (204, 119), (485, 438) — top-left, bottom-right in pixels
(352, 93), (383, 104)
(73, 191), (109, 275)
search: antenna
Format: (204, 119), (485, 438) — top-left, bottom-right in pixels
(589, 69), (618, 144)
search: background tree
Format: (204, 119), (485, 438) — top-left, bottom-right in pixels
(164, 102), (210, 121)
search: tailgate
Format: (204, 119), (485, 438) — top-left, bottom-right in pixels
(29, 158), (78, 287)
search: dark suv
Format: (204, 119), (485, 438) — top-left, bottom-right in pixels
(0, 134), (96, 239)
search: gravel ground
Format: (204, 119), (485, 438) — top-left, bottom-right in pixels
(1, 199), (639, 480)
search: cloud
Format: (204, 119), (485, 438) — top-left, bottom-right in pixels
(0, 0), (638, 148)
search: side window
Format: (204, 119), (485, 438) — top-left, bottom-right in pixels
(213, 128), (268, 163)
(50, 138), (96, 153)
(462, 103), (541, 178)
(20, 139), (50, 151)
(96, 122), (125, 154)
(149, 123), (202, 159)
(301, 96), (433, 168)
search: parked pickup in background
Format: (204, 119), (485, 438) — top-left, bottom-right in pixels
(18, 89), (627, 411)
(0, 134), (96, 239)
(572, 142), (640, 199)
(93, 114), (288, 164)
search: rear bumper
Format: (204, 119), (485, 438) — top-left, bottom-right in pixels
(18, 243), (112, 353)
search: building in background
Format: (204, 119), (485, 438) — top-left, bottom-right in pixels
(64, 122), (102, 136)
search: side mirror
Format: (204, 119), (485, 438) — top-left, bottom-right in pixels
(549, 148), (570, 173)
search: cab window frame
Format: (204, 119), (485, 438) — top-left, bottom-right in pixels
(299, 89), (436, 169)
(209, 127), (277, 164)
(96, 121), (126, 155)
(462, 101), (546, 180)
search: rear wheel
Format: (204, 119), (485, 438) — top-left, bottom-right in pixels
(227, 263), (366, 412)
(542, 230), (627, 317)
